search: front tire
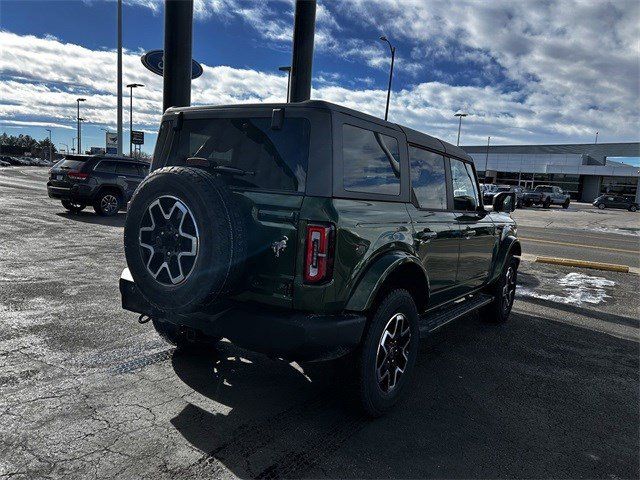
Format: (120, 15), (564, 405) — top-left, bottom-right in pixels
(562, 199), (570, 209)
(629, 205), (637, 212)
(94, 190), (122, 216)
(543, 198), (551, 208)
(61, 199), (86, 213)
(598, 203), (606, 210)
(356, 289), (419, 417)
(483, 255), (518, 323)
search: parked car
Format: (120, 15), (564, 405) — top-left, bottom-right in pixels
(483, 184), (524, 208)
(593, 194), (638, 212)
(47, 155), (149, 216)
(523, 185), (571, 208)
(119, 101), (521, 417)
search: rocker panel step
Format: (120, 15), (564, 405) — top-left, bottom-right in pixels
(419, 293), (494, 336)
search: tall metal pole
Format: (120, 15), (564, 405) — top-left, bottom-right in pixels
(72, 137), (76, 153)
(117, 0), (123, 155)
(455, 112), (467, 146)
(595, 131), (599, 144)
(289, 0), (316, 103)
(77, 102), (80, 154)
(484, 135), (491, 182)
(279, 66), (292, 102)
(129, 86), (133, 156)
(76, 98), (85, 153)
(163, 0), (193, 111)
(379, 36), (395, 121)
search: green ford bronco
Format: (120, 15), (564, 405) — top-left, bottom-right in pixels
(120, 100), (520, 416)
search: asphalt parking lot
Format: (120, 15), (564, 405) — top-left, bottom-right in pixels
(1, 167), (639, 479)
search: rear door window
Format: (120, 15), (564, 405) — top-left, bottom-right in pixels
(342, 124), (400, 195)
(409, 146), (447, 209)
(116, 163), (140, 176)
(168, 117), (310, 193)
(94, 161), (116, 173)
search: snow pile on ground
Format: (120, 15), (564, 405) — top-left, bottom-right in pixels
(518, 272), (615, 306)
(0, 156), (53, 167)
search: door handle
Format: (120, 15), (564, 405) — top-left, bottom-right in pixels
(415, 229), (437, 242)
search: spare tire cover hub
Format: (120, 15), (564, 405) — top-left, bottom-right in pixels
(138, 195), (199, 285)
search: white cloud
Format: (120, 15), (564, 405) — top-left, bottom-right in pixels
(1, 14), (638, 148)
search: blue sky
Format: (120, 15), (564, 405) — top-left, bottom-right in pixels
(1, 0), (639, 155)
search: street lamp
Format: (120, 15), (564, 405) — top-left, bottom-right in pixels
(379, 35), (395, 121)
(279, 66), (292, 102)
(72, 137), (77, 154)
(484, 135), (491, 182)
(454, 112), (468, 146)
(127, 83), (144, 157)
(76, 98), (86, 154)
(595, 131), (599, 144)
(58, 143), (69, 154)
(45, 128), (52, 161)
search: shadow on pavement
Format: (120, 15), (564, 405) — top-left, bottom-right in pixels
(56, 211), (126, 227)
(169, 311), (639, 479)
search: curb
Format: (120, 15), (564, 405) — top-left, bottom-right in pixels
(534, 256), (630, 273)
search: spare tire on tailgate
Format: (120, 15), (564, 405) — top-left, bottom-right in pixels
(124, 166), (246, 313)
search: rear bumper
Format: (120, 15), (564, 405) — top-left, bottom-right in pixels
(119, 268), (366, 361)
(47, 183), (93, 202)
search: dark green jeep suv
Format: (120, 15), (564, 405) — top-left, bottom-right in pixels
(120, 101), (520, 416)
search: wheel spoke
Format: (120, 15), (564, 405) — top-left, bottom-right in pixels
(138, 196), (199, 286)
(376, 312), (412, 394)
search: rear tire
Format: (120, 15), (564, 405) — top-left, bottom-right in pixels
(61, 199), (86, 213)
(598, 203), (606, 210)
(629, 205), (637, 212)
(94, 190), (122, 216)
(356, 289), (419, 417)
(482, 255), (518, 323)
(543, 198), (551, 208)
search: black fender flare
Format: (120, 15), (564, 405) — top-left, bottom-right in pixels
(345, 251), (430, 312)
(489, 230), (521, 284)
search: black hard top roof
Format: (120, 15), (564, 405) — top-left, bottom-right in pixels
(63, 154), (149, 164)
(166, 100), (472, 162)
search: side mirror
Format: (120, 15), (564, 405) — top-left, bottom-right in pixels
(493, 192), (516, 213)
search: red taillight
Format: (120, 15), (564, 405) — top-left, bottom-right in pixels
(304, 224), (334, 284)
(67, 171), (88, 180)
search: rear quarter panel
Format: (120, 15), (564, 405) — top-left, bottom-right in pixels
(293, 197), (414, 314)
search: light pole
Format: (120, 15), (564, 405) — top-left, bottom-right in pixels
(72, 137), (77, 154)
(117, 0), (123, 155)
(58, 143), (69, 154)
(279, 66), (292, 102)
(595, 131), (599, 144)
(454, 112), (467, 146)
(76, 98), (86, 154)
(45, 129), (52, 161)
(127, 83), (144, 157)
(484, 135), (491, 182)
(379, 35), (395, 121)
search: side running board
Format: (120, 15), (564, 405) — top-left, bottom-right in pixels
(419, 293), (493, 336)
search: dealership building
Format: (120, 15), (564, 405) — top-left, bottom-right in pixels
(462, 142), (640, 202)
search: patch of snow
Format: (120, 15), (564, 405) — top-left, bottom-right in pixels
(589, 226), (640, 237)
(518, 272), (615, 306)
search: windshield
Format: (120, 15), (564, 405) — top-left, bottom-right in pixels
(535, 186), (553, 192)
(496, 186), (511, 192)
(166, 117), (310, 193)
